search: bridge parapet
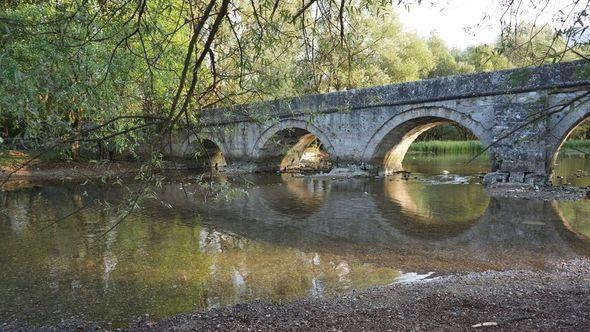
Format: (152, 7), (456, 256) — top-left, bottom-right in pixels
(199, 60), (590, 125)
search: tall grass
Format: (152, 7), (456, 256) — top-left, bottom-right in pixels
(408, 140), (484, 155)
(562, 139), (590, 152)
(408, 139), (590, 155)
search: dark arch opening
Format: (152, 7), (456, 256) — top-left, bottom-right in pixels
(257, 128), (332, 173)
(373, 117), (490, 175)
(187, 139), (227, 171)
(551, 117), (590, 186)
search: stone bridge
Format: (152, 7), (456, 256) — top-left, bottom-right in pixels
(173, 60), (590, 185)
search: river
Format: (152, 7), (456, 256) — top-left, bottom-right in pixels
(0, 153), (589, 328)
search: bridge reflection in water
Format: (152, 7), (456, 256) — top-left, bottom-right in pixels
(0, 175), (589, 326)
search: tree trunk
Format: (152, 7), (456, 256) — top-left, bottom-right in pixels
(69, 109), (82, 160)
(2, 116), (8, 139)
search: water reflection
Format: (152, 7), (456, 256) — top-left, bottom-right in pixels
(258, 174), (330, 217)
(1, 171), (590, 327)
(378, 176), (489, 239)
(403, 153), (489, 176)
(555, 200), (590, 241)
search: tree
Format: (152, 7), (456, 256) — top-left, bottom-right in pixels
(495, 1), (589, 66)
(427, 35), (475, 77)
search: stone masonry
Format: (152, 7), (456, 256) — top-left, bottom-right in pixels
(173, 60), (590, 185)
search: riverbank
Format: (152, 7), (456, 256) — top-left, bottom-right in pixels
(2, 149), (589, 201)
(0, 160), (137, 191)
(0, 150), (211, 189)
(2, 259), (589, 331)
(3, 163), (590, 202)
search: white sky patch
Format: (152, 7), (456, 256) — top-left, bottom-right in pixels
(396, 0), (588, 49)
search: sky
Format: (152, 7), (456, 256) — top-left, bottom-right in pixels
(395, 0), (586, 49)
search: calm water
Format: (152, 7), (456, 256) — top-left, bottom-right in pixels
(1, 154), (589, 327)
(553, 151), (590, 187)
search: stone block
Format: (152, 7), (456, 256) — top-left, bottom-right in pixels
(509, 172), (526, 183)
(483, 172), (510, 186)
(524, 173), (549, 186)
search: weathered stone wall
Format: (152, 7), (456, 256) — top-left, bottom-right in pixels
(179, 60), (590, 185)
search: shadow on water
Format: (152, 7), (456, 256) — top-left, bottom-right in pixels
(1, 164), (590, 327)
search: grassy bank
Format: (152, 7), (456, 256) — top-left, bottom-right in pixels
(408, 140), (590, 155)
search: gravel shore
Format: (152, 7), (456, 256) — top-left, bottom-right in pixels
(3, 259), (589, 331)
(135, 259), (590, 331)
(485, 184), (590, 201)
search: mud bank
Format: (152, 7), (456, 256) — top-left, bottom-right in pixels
(0, 162), (138, 190)
(2, 259), (589, 331)
(0, 160), (236, 190)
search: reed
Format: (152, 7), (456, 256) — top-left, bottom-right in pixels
(562, 139), (590, 152)
(408, 139), (590, 155)
(408, 140), (484, 155)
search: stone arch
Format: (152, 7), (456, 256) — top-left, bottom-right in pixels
(546, 105), (590, 174)
(189, 132), (229, 156)
(252, 120), (336, 157)
(361, 106), (493, 173)
(252, 119), (336, 171)
(184, 134), (228, 170)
